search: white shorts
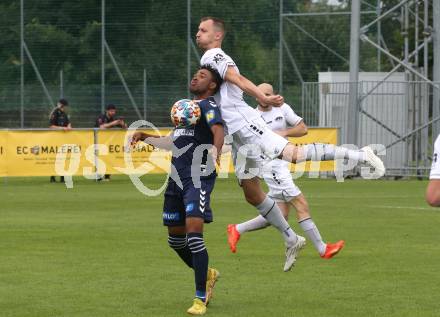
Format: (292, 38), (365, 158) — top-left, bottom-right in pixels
(263, 165), (301, 202)
(231, 117), (289, 180)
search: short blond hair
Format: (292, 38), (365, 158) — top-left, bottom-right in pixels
(257, 83), (274, 96)
(200, 16), (226, 34)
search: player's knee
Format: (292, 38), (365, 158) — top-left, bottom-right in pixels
(426, 193), (440, 207)
(280, 143), (299, 162)
(296, 208), (310, 220)
(243, 187), (266, 206)
(292, 197), (310, 218)
(186, 216), (204, 233)
(168, 234), (187, 250)
(425, 182), (440, 207)
(244, 193), (263, 206)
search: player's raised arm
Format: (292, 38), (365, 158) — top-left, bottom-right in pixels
(224, 66), (284, 107)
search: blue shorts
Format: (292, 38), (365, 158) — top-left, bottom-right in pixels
(162, 177), (216, 226)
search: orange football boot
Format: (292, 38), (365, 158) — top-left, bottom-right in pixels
(321, 240), (345, 259)
(227, 224), (241, 253)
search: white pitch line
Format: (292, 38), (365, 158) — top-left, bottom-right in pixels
(306, 195), (423, 199)
(370, 205), (436, 211)
(308, 202), (435, 211)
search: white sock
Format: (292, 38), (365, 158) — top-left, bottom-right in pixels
(236, 216), (269, 234)
(299, 218), (326, 255)
(256, 196), (298, 247)
(346, 148), (367, 162)
(300, 144), (367, 163)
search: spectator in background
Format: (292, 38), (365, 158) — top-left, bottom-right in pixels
(49, 98), (71, 183)
(95, 104), (127, 181)
(95, 104), (127, 129)
(50, 98), (71, 130)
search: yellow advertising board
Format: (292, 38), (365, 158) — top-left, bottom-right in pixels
(0, 127), (338, 177)
(0, 131), (7, 177)
(4, 130), (94, 177)
(96, 129), (172, 175)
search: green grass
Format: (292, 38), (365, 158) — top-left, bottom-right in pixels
(1, 176), (440, 317)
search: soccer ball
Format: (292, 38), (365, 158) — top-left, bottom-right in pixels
(170, 99), (201, 128)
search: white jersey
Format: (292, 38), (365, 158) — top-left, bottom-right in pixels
(200, 48), (260, 135)
(258, 103), (302, 132)
(430, 134), (440, 179)
(257, 103), (303, 170)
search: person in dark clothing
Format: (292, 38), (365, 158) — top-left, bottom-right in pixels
(131, 65), (224, 315)
(95, 104), (127, 129)
(95, 104), (127, 181)
(49, 98), (71, 183)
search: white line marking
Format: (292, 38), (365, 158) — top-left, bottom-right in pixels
(370, 205), (435, 211)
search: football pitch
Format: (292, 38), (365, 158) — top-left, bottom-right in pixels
(1, 175), (439, 317)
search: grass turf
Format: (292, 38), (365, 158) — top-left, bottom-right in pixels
(1, 175), (439, 317)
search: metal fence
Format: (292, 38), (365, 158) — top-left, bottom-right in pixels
(0, 0), (386, 129)
(0, 0), (437, 177)
(303, 80), (437, 177)
(0, 84), (181, 128)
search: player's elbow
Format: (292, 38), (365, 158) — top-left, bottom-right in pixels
(300, 125), (308, 136)
(297, 122), (308, 136)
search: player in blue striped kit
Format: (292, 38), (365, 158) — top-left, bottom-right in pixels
(132, 65), (224, 315)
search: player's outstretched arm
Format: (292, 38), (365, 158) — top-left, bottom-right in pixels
(224, 66), (284, 107)
(275, 121), (308, 138)
(131, 131), (172, 150)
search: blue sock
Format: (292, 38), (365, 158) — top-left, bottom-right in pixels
(187, 232), (208, 301)
(168, 234), (193, 268)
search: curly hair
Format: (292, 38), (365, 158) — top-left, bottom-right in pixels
(200, 64), (223, 94)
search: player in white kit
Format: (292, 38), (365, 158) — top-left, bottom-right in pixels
(227, 83), (344, 258)
(426, 134), (440, 206)
(196, 17), (385, 272)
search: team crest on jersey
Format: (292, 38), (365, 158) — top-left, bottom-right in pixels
(213, 53), (225, 64)
(206, 110), (216, 123)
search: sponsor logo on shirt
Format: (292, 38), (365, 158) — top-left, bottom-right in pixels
(163, 211), (180, 221)
(174, 129), (195, 137)
(213, 53), (225, 64)
(185, 203), (195, 213)
(275, 116), (283, 121)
